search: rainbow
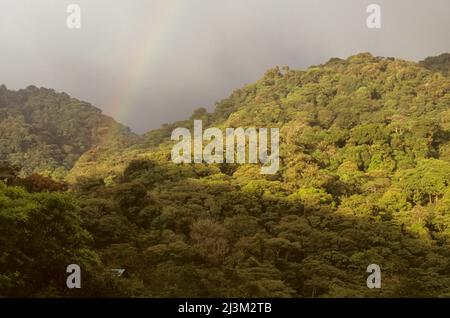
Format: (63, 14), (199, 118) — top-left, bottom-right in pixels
(107, 2), (186, 127)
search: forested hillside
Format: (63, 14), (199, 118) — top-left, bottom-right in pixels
(0, 85), (137, 179)
(1, 53), (450, 297)
(420, 53), (450, 76)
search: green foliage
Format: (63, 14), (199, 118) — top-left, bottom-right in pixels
(2, 53), (450, 297)
(0, 86), (137, 179)
(0, 182), (96, 296)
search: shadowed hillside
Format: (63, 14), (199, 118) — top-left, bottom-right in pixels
(420, 53), (450, 76)
(0, 85), (137, 179)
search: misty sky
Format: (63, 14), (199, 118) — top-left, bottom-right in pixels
(1, 0), (450, 133)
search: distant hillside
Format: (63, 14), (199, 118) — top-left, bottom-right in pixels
(0, 85), (137, 178)
(420, 53), (450, 76)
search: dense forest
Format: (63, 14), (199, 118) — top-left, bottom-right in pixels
(1, 52), (450, 297)
(0, 85), (136, 179)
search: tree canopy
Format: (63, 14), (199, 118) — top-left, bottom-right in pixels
(1, 53), (450, 297)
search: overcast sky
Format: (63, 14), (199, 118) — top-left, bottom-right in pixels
(1, 0), (450, 133)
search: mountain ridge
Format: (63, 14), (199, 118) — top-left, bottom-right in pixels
(2, 52), (450, 297)
(67, 52), (450, 181)
(0, 84), (138, 178)
(2, 52), (449, 181)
